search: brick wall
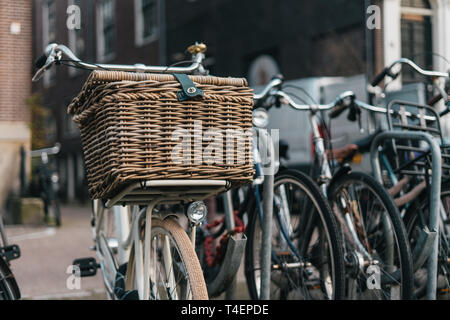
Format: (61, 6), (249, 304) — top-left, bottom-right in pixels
(0, 0), (32, 122)
(0, 0), (32, 210)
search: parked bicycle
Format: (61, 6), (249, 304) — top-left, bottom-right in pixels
(317, 57), (450, 299)
(255, 76), (414, 299)
(32, 42), (254, 300)
(341, 58), (450, 299)
(196, 85), (347, 299)
(30, 143), (61, 226)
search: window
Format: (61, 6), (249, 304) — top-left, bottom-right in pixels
(68, 0), (84, 76)
(400, 0), (433, 82)
(43, 0), (57, 86)
(97, 0), (116, 61)
(135, 0), (159, 46)
(401, 0), (431, 9)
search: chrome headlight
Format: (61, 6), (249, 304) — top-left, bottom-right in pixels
(252, 108), (269, 128)
(186, 201), (207, 224)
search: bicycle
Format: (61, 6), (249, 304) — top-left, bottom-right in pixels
(32, 42), (254, 300)
(29, 143), (61, 226)
(243, 79), (349, 300)
(362, 58), (450, 299)
(256, 76), (414, 300)
(195, 89), (346, 300)
(317, 57), (450, 299)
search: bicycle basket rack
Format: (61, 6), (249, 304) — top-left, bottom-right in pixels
(386, 100), (450, 181)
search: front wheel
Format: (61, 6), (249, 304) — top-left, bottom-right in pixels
(125, 217), (208, 300)
(328, 171), (413, 300)
(245, 169), (346, 300)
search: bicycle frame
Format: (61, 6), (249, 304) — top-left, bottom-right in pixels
(92, 178), (228, 299)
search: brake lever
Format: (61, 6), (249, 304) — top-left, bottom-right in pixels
(32, 44), (59, 82)
(357, 111), (364, 133)
(32, 67), (46, 82)
(32, 56), (55, 82)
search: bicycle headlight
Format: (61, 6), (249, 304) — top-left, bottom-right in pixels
(51, 173), (59, 183)
(187, 201), (207, 224)
(252, 108), (269, 128)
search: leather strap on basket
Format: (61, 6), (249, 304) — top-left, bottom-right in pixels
(173, 73), (204, 101)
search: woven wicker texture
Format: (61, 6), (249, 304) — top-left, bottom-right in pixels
(68, 71), (254, 199)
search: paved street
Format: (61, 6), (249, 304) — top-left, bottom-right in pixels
(4, 204), (250, 300)
(5, 205), (106, 299)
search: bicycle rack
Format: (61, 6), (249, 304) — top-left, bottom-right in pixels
(259, 130), (275, 300)
(206, 234), (247, 298)
(370, 130), (442, 300)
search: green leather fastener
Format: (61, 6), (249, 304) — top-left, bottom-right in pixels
(173, 73), (204, 102)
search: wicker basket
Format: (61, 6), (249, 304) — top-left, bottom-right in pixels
(68, 71), (254, 199)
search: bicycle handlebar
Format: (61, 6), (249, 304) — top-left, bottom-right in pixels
(32, 43), (207, 82)
(370, 58), (449, 88)
(253, 76), (283, 101)
(274, 90), (356, 113)
(351, 98), (444, 123)
(253, 75), (357, 114)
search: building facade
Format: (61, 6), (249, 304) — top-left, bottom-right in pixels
(31, 0), (449, 202)
(0, 0), (32, 208)
(32, 0), (163, 202)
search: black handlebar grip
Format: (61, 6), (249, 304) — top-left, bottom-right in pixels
(329, 102), (348, 119)
(370, 67), (390, 87)
(35, 54), (47, 69)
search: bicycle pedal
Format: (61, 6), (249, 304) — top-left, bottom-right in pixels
(0, 244), (21, 262)
(72, 257), (99, 277)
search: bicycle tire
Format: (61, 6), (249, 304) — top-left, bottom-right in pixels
(403, 182), (450, 299)
(0, 256), (20, 300)
(245, 169), (346, 300)
(328, 171), (413, 300)
(126, 217), (208, 300)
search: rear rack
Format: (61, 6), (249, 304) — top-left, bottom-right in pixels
(104, 180), (228, 208)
